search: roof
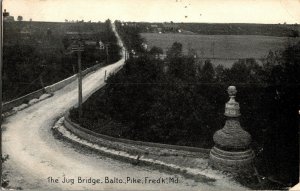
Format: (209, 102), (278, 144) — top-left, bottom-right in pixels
(84, 40), (97, 46)
(163, 23), (179, 28)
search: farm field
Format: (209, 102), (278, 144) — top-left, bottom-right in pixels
(141, 33), (300, 67)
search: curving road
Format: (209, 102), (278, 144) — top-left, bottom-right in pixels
(2, 23), (243, 190)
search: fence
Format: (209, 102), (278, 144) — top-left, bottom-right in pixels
(2, 62), (103, 113)
(64, 111), (210, 156)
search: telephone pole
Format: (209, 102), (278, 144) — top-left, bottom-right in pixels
(66, 31), (100, 119)
(77, 49), (83, 118)
(212, 41), (215, 59)
(71, 40), (84, 118)
(105, 43), (109, 64)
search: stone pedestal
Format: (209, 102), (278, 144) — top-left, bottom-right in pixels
(209, 86), (254, 173)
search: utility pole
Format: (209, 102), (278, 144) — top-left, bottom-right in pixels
(66, 31), (100, 119)
(105, 43), (109, 64)
(212, 41), (215, 59)
(124, 49), (127, 61)
(71, 40), (84, 119)
(77, 48), (83, 118)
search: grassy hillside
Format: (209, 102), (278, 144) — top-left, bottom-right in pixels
(178, 23), (300, 37)
(142, 33), (300, 67)
(135, 22), (300, 37)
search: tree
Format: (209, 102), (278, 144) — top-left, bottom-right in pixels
(228, 59), (249, 83)
(166, 42), (182, 58)
(187, 47), (198, 59)
(149, 46), (163, 58)
(200, 60), (215, 82)
(62, 37), (71, 49)
(215, 64), (225, 82)
(165, 42), (196, 81)
(47, 28), (52, 36)
(258, 41), (300, 185)
(17, 15), (23, 21)
(245, 58), (263, 83)
(278, 41), (300, 84)
(221, 58), (264, 83)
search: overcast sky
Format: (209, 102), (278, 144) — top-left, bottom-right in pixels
(3, 0), (300, 24)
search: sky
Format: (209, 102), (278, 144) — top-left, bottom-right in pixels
(2, 0), (300, 24)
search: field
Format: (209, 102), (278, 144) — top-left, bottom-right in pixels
(177, 23), (300, 37)
(141, 33), (300, 67)
(137, 22), (300, 37)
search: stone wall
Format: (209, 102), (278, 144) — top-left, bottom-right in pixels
(64, 111), (210, 156)
(2, 89), (45, 112)
(2, 62), (103, 113)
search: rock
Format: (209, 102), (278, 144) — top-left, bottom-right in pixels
(12, 104), (28, 112)
(28, 98), (39, 105)
(39, 93), (52, 100)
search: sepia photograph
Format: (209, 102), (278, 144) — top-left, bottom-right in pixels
(0, 0), (299, 190)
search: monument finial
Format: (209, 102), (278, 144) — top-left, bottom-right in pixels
(210, 85), (254, 173)
(224, 86), (240, 117)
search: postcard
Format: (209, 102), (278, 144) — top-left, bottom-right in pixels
(1, 0), (299, 190)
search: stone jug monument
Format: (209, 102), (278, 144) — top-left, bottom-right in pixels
(210, 86), (255, 172)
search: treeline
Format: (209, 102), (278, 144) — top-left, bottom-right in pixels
(131, 22), (299, 37)
(70, 23), (299, 187)
(115, 21), (146, 54)
(178, 23), (300, 37)
(3, 19), (121, 101)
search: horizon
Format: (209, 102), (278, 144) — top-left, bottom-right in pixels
(2, 0), (300, 24)
(4, 19), (300, 26)
(5, 20), (300, 26)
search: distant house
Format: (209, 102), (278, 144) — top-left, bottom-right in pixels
(150, 24), (163, 33)
(19, 26), (32, 39)
(3, 9), (14, 22)
(83, 40), (106, 51)
(163, 23), (179, 32)
(20, 30), (31, 39)
(126, 22), (137, 27)
(84, 40), (97, 46)
(65, 32), (97, 40)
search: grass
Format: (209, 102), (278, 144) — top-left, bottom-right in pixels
(141, 33), (300, 67)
